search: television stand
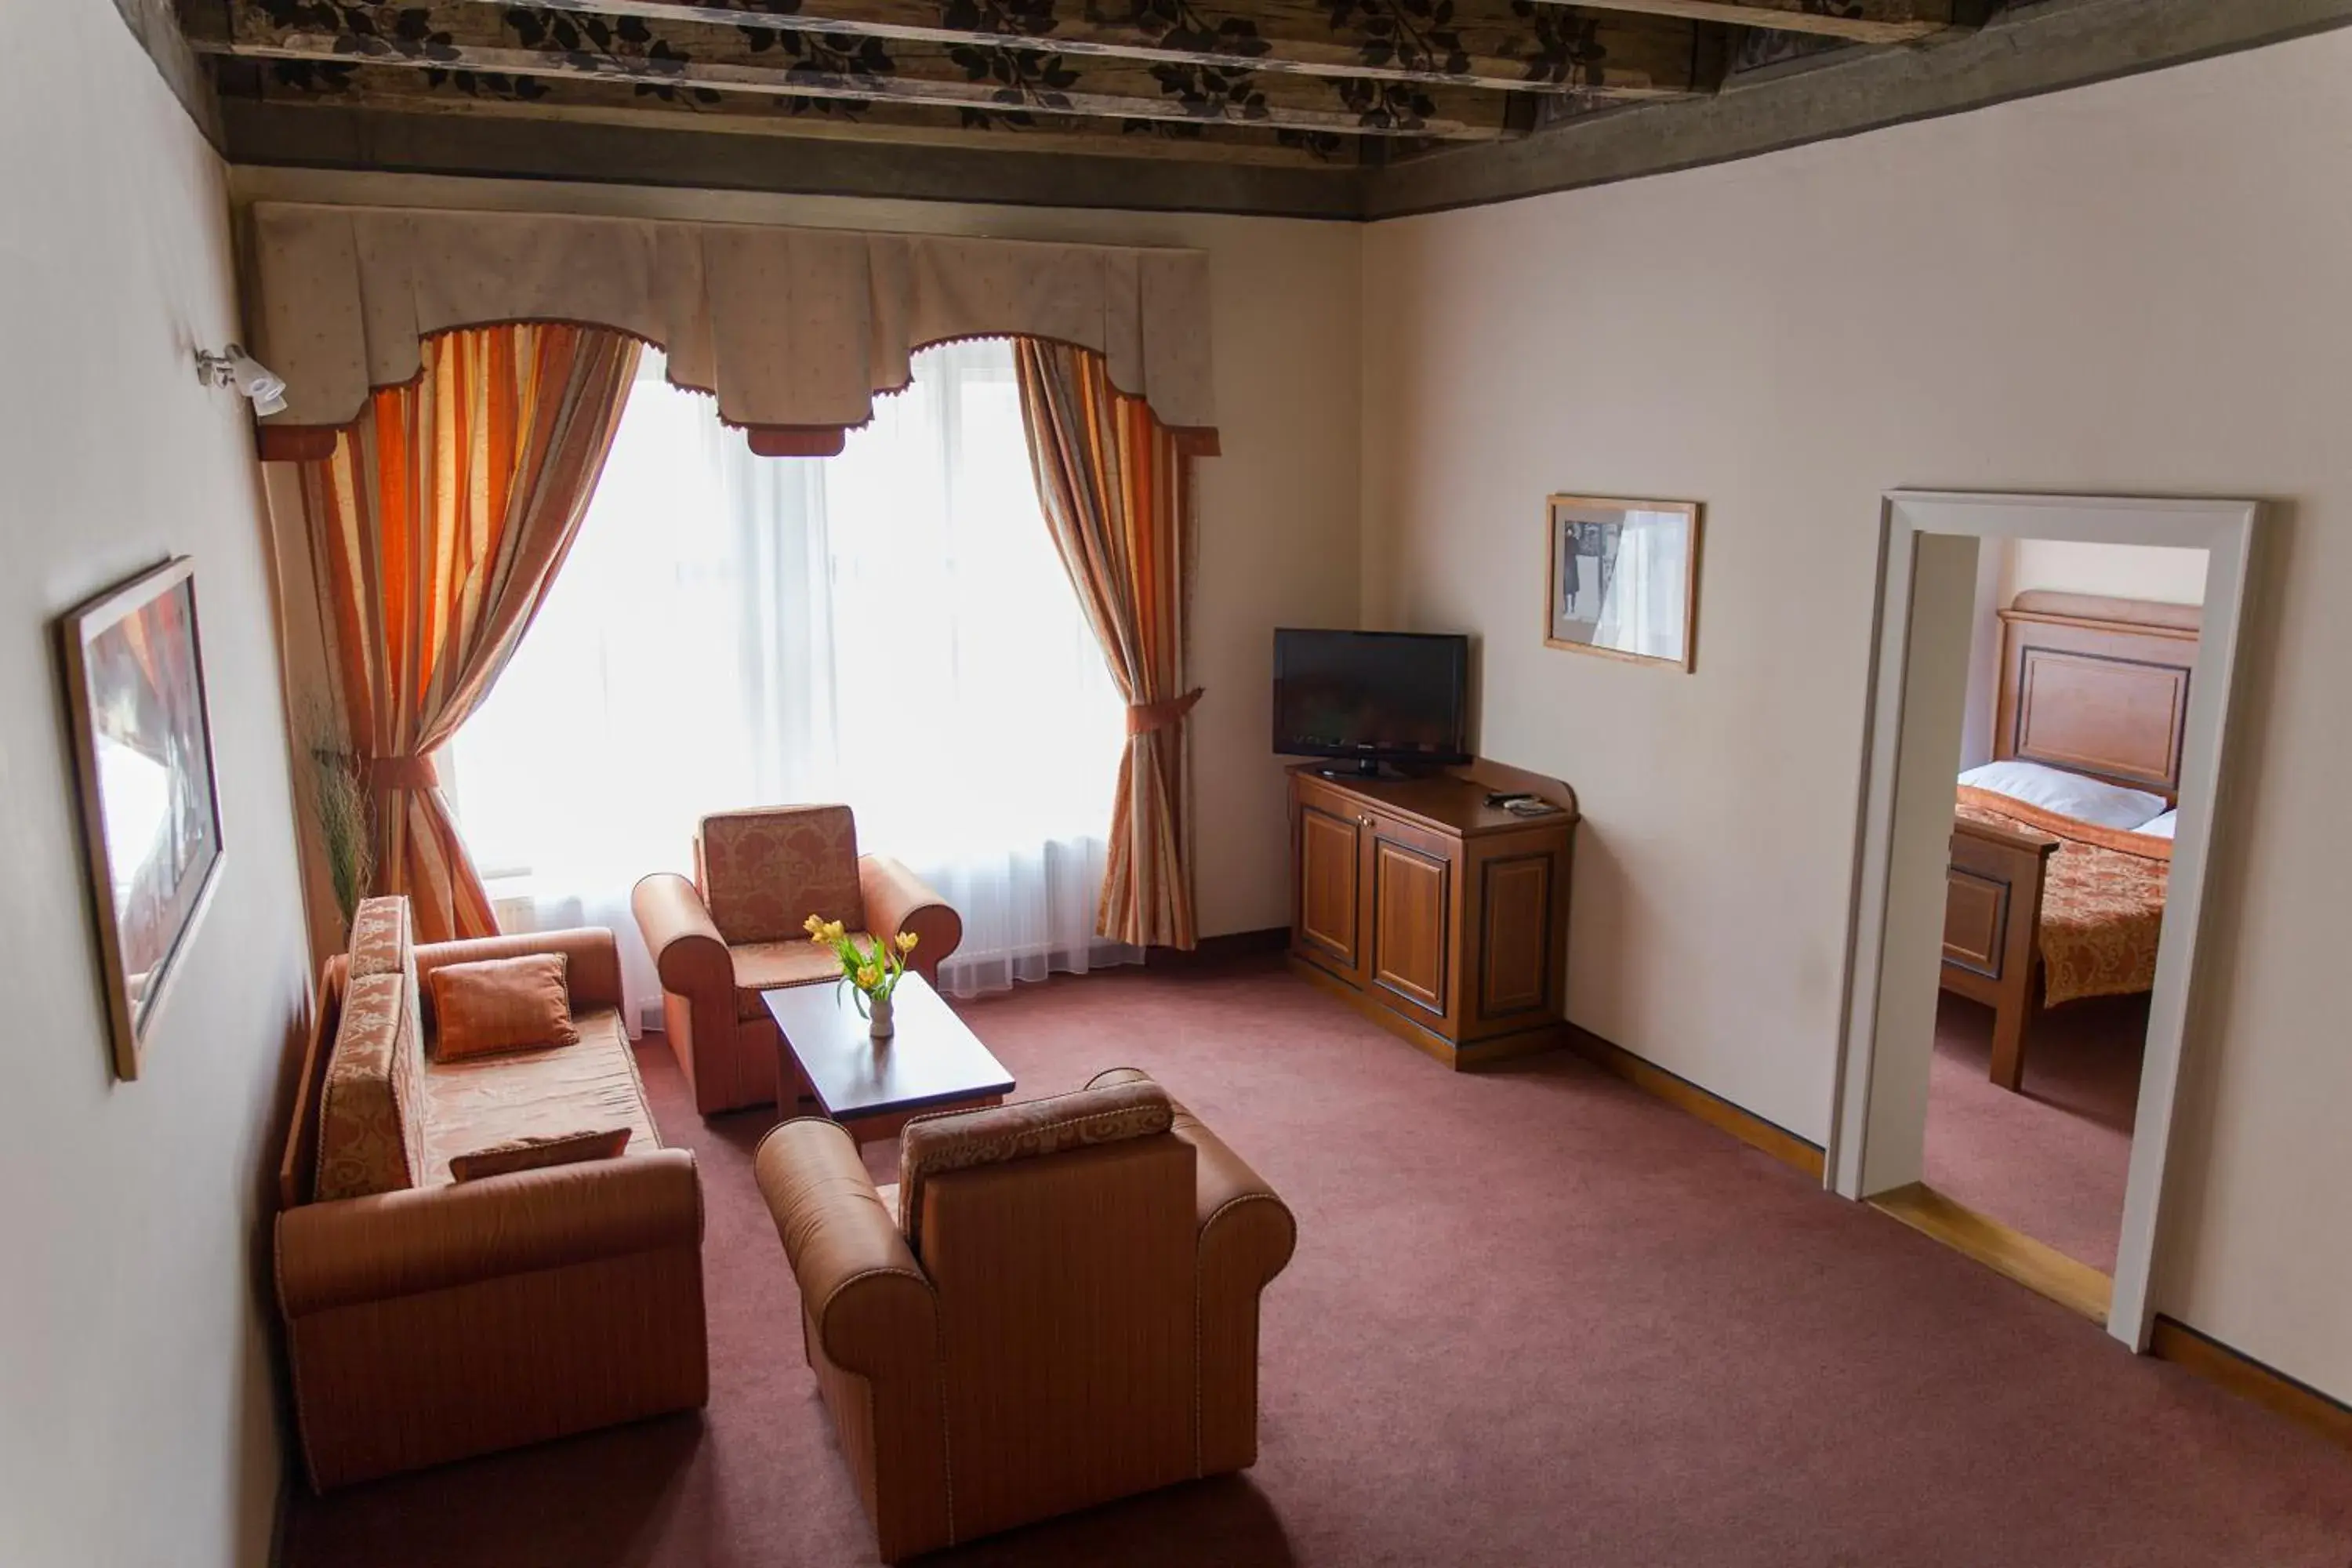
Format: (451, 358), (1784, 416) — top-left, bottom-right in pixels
(1287, 760), (1579, 1071)
(1315, 758), (1402, 780)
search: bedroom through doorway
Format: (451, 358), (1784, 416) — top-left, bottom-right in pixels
(1915, 539), (2209, 1315)
(1831, 494), (2259, 1349)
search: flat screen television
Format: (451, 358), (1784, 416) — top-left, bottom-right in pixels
(1272, 629), (1470, 775)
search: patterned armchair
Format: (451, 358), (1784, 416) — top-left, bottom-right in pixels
(632, 806), (964, 1116)
(753, 1069), (1297, 1562)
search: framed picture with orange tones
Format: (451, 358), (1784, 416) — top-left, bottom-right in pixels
(1544, 495), (1701, 672)
(58, 557), (226, 1080)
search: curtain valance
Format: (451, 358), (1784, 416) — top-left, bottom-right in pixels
(248, 202), (1218, 458)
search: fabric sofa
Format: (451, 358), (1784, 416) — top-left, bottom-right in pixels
(274, 896), (709, 1490)
(753, 1069), (1295, 1562)
(632, 804), (963, 1116)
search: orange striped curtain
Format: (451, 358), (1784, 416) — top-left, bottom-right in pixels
(1013, 340), (1201, 949)
(299, 324), (641, 944)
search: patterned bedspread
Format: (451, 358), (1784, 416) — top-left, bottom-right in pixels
(1955, 789), (2172, 1007)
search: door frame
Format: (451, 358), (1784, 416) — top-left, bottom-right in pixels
(1827, 492), (2261, 1350)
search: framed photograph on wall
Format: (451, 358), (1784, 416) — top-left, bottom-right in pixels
(58, 557), (226, 1080)
(1544, 495), (1702, 671)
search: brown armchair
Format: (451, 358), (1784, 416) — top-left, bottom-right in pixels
(753, 1069), (1297, 1563)
(633, 805), (963, 1117)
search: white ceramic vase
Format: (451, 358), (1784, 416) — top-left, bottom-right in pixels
(868, 992), (895, 1040)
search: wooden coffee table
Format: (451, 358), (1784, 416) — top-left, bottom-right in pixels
(764, 974), (1014, 1144)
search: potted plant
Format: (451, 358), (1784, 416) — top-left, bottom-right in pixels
(804, 915), (920, 1039)
(303, 701), (376, 939)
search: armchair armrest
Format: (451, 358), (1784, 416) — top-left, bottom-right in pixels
(1083, 1068), (1296, 1275)
(754, 1118), (951, 1559)
(858, 855), (964, 982)
(277, 1148), (702, 1317)
(633, 873), (733, 999)
(753, 1119), (937, 1376)
(1091, 1072), (1294, 1478)
(1173, 1106), (1296, 1287)
(416, 927), (625, 1012)
(1185, 1110), (1294, 1475)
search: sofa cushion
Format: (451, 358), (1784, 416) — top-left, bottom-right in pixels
(898, 1076), (1174, 1249)
(697, 806), (864, 946)
(417, 1005), (660, 1186)
(448, 1127), (632, 1182)
(730, 936), (858, 1020)
(314, 968), (429, 1201)
(347, 895), (412, 978)
(428, 953), (582, 1059)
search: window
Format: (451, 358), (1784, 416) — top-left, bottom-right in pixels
(445, 339), (1133, 1020)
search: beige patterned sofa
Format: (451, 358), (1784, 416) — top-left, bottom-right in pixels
(274, 896), (708, 1490)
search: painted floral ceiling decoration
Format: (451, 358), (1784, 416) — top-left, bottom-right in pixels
(185, 0), (1985, 170)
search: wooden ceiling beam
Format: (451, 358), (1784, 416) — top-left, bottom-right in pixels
(1512, 0), (1957, 45)
(192, 28), (1519, 140)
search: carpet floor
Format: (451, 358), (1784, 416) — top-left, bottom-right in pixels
(1924, 990), (2147, 1274)
(283, 960), (2352, 1567)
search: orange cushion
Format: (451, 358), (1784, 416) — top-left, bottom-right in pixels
(448, 1127), (630, 1182)
(417, 1006), (659, 1186)
(427, 953), (580, 1060)
(730, 935), (858, 1018)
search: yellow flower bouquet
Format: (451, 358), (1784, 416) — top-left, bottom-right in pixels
(805, 914), (920, 1038)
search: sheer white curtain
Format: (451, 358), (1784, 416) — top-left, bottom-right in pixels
(444, 339), (1136, 1028)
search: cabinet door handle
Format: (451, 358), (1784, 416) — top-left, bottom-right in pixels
(1356, 814), (1374, 828)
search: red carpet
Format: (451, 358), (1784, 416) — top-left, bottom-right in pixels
(282, 960), (2352, 1566)
(1925, 990), (2146, 1273)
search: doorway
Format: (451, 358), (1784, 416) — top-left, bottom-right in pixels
(1829, 493), (2260, 1351)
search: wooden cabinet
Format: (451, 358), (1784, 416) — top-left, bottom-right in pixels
(1296, 797), (1366, 979)
(1286, 763), (1577, 1070)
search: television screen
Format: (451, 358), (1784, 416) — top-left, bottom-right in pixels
(1272, 630), (1469, 768)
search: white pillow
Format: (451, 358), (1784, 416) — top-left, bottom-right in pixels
(1958, 760), (2169, 831)
(2138, 810), (2178, 840)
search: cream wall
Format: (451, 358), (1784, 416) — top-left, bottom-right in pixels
(0, 5), (310, 1565)
(229, 166), (1364, 942)
(2005, 539), (2210, 606)
(1363, 31), (2352, 1401)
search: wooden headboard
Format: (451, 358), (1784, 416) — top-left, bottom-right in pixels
(1994, 590), (2201, 802)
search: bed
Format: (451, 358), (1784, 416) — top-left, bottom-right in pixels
(1940, 590), (2198, 1093)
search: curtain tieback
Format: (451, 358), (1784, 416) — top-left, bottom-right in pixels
(1126, 688), (1203, 738)
(366, 753), (441, 790)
